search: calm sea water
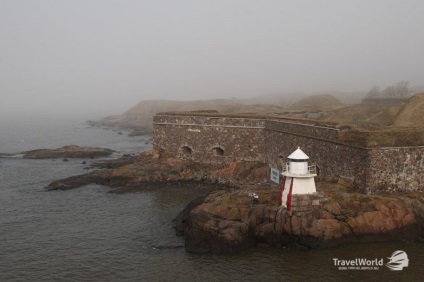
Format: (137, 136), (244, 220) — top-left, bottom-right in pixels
(0, 116), (423, 281)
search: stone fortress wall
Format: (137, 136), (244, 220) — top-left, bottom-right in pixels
(153, 113), (424, 194)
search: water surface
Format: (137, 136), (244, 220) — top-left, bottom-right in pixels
(0, 117), (423, 281)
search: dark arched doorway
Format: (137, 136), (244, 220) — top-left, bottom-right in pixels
(212, 147), (224, 156)
(179, 146), (193, 155)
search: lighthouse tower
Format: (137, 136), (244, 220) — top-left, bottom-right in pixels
(280, 147), (316, 209)
(282, 147), (317, 194)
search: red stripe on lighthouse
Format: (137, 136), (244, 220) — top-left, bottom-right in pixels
(286, 178), (294, 211)
(280, 176), (294, 210)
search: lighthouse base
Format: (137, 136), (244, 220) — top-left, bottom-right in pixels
(280, 176), (316, 210)
(290, 177), (316, 194)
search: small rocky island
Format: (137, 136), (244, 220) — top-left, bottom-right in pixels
(21, 145), (114, 159)
(175, 185), (424, 254)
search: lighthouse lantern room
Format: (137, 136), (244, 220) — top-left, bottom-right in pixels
(281, 147), (317, 199)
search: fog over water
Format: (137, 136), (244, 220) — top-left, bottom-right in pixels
(1, 0), (424, 118)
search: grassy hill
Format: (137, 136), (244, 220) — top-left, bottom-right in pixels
(98, 92), (424, 135)
(390, 93), (424, 127)
(100, 99), (240, 130)
(324, 104), (402, 129)
(265, 92), (410, 129)
(288, 94), (342, 111)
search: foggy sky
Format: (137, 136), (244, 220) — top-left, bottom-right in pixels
(1, 0), (424, 118)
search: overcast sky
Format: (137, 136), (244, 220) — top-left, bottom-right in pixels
(1, 0), (423, 117)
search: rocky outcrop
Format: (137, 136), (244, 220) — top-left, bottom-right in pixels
(45, 149), (270, 192)
(175, 185), (424, 254)
(22, 145), (114, 159)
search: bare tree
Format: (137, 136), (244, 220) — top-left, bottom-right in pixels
(366, 86), (381, 98)
(382, 81), (411, 97)
(382, 85), (397, 96)
(396, 80), (410, 97)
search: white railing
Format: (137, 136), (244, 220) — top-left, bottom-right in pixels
(282, 163), (317, 175)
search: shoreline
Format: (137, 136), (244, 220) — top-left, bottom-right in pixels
(41, 148), (424, 254)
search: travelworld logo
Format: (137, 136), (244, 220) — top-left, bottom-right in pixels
(386, 250), (409, 271)
(333, 250), (409, 271)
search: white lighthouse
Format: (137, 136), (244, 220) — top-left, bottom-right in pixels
(280, 147), (316, 209)
(282, 147), (317, 194)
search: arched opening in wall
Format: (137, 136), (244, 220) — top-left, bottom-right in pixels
(179, 146), (192, 156)
(212, 147), (224, 156)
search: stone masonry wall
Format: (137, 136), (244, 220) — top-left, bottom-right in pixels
(265, 120), (340, 140)
(153, 114), (424, 194)
(367, 147), (424, 193)
(153, 115), (266, 163)
(154, 115), (266, 128)
(263, 129), (369, 193)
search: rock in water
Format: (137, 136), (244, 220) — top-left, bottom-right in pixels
(22, 145), (114, 159)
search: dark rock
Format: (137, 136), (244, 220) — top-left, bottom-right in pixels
(172, 195), (208, 236)
(46, 149), (270, 193)
(63, 158), (69, 162)
(128, 130), (149, 137)
(22, 145), (114, 159)
(46, 171), (103, 191)
(91, 155), (139, 169)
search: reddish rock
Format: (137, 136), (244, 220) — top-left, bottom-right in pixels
(176, 186), (424, 254)
(46, 149), (269, 192)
